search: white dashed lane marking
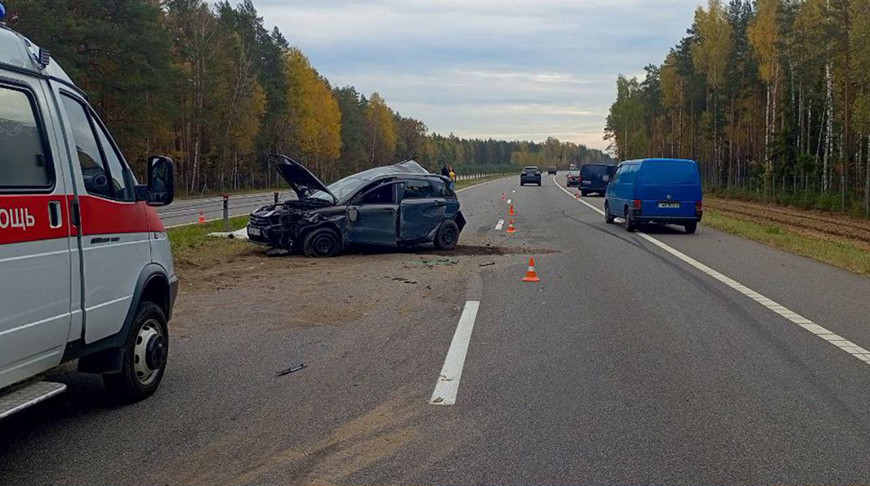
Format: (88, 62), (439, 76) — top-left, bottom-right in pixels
(553, 176), (870, 367)
(430, 301), (481, 405)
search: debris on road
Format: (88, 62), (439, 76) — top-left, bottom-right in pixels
(479, 261), (495, 267)
(275, 363), (307, 376)
(405, 257), (459, 268)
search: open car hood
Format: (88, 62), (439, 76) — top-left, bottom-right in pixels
(273, 154), (337, 204)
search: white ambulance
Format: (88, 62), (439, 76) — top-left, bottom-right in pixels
(0, 8), (178, 417)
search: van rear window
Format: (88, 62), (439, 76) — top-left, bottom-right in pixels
(581, 165), (608, 176)
(640, 162), (699, 185)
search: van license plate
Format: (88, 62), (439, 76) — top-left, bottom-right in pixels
(658, 202), (680, 209)
(582, 180), (591, 185)
(248, 227), (261, 236)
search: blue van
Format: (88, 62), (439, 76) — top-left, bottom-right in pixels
(604, 158), (703, 234)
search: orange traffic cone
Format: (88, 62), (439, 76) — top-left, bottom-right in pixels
(522, 258), (541, 282)
(575, 191), (581, 199)
(501, 191), (506, 201)
(506, 220), (516, 234)
(509, 204), (515, 216)
(198, 209), (206, 224)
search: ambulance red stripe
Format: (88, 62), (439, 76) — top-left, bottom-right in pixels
(0, 195), (165, 245)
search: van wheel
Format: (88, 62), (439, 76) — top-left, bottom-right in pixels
(624, 209), (636, 233)
(103, 301), (168, 403)
(684, 222), (697, 234)
(304, 228), (341, 258)
(605, 203), (614, 224)
(434, 220), (460, 250)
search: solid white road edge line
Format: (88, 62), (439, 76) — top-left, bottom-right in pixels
(430, 301), (481, 405)
(552, 176), (870, 367)
(495, 219), (505, 231)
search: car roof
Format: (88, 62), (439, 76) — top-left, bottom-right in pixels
(0, 25), (77, 88)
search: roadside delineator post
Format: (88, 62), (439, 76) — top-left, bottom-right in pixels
(222, 194), (229, 232)
(506, 220), (516, 234)
(509, 204), (515, 216)
(522, 258), (541, 283)
(198, 209), (206, 224)
(274, 192), (279, 205)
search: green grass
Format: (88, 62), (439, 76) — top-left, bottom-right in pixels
(167, 216), (251, 269)
(704, 210), (870, 276)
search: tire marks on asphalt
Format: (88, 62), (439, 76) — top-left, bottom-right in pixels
(553, 176), (870, 368)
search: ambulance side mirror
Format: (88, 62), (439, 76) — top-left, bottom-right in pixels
(143, 156), (175, 206)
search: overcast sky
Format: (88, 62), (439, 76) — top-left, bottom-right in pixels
(254, 0), (701, 151)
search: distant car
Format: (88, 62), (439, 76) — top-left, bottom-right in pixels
(578, 164), (617, 196)
(566, 170), (581, 187)
(520, 166), (542, 186)
(248, 155), (466, 256)
(604, 158), (703, 234)
(547, 166), (557, 175)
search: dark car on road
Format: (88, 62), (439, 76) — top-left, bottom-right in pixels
(547, 166), (557, 175)
(248, 155), (466, 257)
(520, 166), (542, 186)
(605, 158), (703, 234)
(579, 163), (617, 196)
(566, 170), (581, 187)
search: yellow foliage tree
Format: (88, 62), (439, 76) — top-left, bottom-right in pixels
(284, 48), (342, 178)
(364, 92), (397, 167)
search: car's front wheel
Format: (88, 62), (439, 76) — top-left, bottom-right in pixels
(103, 301), (168, 403)
(434, 220), (460, 250)
(303, 227), (341, 258)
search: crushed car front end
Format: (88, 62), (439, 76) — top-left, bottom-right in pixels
(247, 200), (339, 250)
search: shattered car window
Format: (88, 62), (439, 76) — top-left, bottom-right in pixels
(310, 175), (368, 202)
(361, 184), (395, 205)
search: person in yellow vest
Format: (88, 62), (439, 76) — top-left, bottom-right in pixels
(448, 166), (456, 190)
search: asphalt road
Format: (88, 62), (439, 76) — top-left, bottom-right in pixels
(157, 191), (288, 227)
(3, 174), (870, 485)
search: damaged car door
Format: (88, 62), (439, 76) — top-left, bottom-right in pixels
(399, 179), (445, 242)
(346, 182), (399, 246)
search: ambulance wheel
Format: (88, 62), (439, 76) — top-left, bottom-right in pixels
(103, 301), (168, 403)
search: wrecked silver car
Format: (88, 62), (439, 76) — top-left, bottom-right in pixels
(247, 155), (466, 257)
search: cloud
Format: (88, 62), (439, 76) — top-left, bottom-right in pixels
(251, 0), (702, 149)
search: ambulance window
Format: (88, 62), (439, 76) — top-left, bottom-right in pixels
(61, 95), (115, 200)
(0, 85), (52, 190)
(92, 115), (133, 200)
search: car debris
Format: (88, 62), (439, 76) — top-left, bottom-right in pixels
(479, 261), (496, 267)
(275, 363), (307, 376)
(247, 155), (466, 257)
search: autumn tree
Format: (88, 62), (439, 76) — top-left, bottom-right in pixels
(364, 93), (397, 167)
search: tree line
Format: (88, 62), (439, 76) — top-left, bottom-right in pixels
(6, 0), (610, 193)
(605, 0), (870, 217)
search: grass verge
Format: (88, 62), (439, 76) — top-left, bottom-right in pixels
(167, 216), (252, 270)
(704, 209), (870, 276)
